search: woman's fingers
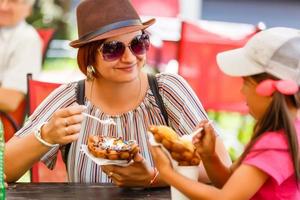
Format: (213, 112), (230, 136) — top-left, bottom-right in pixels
(64, 124), (82, 135)
(4, 174), (7, 188)
(62, 133), (79, 143)
(55, 105), (86, 118)
(133, 153), (145, 163)
(102, 165), (114, 174)
(64, 114), (85, 126)
(102, 165), (123, 183)
(41, 105), (86, 145)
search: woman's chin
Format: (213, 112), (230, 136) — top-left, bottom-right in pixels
(116, 70), (139, 82)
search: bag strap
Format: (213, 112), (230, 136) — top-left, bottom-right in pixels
(63, 80), (85, 165)
(147, 74), (169, 126)
(76, 80), (86, 105)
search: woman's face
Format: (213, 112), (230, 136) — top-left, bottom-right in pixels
(94, 31), (147, 83)
(241, 77), (272, 120)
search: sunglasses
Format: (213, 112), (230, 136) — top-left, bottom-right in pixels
(99, 33), (150, 62)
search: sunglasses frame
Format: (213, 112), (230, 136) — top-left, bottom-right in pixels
(98, 32), (150, 62)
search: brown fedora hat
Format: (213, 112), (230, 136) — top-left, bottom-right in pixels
(70, 0), (155, 48)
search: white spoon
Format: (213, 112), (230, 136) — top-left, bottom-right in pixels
(181, 121), (213, 141)
(82, 113), (116, 125)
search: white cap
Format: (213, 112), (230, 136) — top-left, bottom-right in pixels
(217, 27), (300, 84)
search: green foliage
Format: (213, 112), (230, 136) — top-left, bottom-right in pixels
(237, 115), (255, 145)
(43, 58), (77, 71)
(207, 110), (255, 161)
(26, 0), (72, 39)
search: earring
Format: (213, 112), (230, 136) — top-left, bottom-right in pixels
(87, 65), (95, 81)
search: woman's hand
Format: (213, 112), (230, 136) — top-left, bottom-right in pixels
(192, 120), (217, 158)
(40, 105), (86, 145)
(4, 173), (8, 188)
(102, 153), (155, 187)
(149, 146), (173, 180)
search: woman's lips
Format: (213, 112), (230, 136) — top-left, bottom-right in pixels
(115, 65), (135, 72)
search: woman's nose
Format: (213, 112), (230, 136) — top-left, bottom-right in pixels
(120, 46), (136, 63)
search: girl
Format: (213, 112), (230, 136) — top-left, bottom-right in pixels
(150, 27), (300, 199)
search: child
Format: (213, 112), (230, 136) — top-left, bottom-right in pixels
(150, 27), (300, 199)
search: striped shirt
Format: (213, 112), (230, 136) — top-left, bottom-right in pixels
(16, 73), (210, 182)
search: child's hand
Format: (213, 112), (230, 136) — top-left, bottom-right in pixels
(149, 146), (173, 176)
(192, 120), (217, 157)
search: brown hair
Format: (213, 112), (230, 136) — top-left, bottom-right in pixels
(77, 40), (104, 77)
(239, 73), (300, 181)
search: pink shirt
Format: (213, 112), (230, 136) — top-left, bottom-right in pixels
(242, 120), (300, 200)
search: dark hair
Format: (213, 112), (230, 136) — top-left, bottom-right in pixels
(77, 40), (103, 77)
(239, 73), (300, 181)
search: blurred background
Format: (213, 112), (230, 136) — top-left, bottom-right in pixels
(4, 0), (300, 182)
(27, 0), (300, 159)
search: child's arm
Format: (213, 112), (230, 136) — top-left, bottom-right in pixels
(193, 122), (232, 187)
(199, 137), (233, 188)
(151, 146), (269, 200)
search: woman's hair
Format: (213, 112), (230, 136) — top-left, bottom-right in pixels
(77, 40), (103, 77)
(240, 73), (300, 181)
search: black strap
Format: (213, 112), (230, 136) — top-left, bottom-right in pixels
(147, 74), (169, 126)
(63, 80), (85, 165)
(76, 80), (86, 105)
(79, 19), (142, 42)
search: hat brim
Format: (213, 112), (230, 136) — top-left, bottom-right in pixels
(216, 48), (264, 77)
(70, 18), (155, 48)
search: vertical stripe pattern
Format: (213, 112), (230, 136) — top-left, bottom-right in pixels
(15, 73), (213, 182)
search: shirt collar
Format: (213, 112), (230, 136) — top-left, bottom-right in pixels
(0, 21), (26, 41)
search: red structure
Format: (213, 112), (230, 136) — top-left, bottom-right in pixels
(27, 74), (67, 182)
(178, 21), (258, 113)
(131, 0), (179, 17)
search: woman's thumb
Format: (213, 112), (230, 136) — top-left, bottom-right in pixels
(133, 153), (145, 162)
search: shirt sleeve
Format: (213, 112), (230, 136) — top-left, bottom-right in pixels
(242, 132), (294, 185)
(15, 82), (77, 169)
(2, 28), (42, 93)
(157, 73), (218, 136)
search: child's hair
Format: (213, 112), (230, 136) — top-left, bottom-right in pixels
(240, 73), (300, 181)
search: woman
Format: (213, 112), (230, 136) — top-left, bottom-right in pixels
(5, 0), (231, 187)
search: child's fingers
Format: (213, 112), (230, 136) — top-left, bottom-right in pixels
(193, 121), (213, 144)
(195, 120), (209, 130)
(192, 133), (202, 144)
(192, 136), (199, 144)
(149, 146), (159, 158)
(203, 123), (216, 139)
(150, 146), (168, 162)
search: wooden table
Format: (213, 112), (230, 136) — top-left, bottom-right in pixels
(6, 183), (171, 200)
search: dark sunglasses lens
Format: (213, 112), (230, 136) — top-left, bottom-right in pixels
(101, 41), (125, 61)
(130, 34), (150, 55)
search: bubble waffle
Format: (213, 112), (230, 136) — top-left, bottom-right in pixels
(87, 135), (139, 160)
(149, 125), (201, 166)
